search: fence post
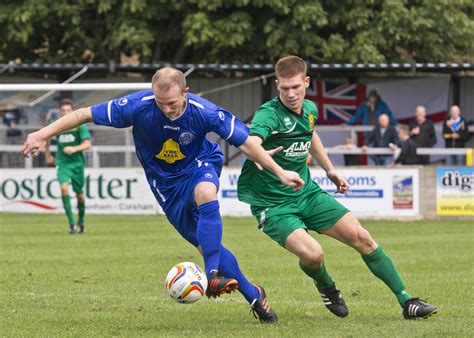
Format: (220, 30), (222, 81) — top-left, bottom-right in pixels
(25, 156), (33, 168)
(92, 149), (99, 168)
(125, 129), (132, 167)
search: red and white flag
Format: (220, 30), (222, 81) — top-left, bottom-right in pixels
(306, 80), (366, 124)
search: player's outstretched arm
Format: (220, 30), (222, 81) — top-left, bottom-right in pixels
(239, 135), (304, 191)
(22, 107), (92, 158)
(309, 131), (349, 194)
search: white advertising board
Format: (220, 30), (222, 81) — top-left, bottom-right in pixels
(1, 167), (419, 217)
(219, 168), (420, 217)
(0, 168), (159, 214)
(436, 167), (474, 216)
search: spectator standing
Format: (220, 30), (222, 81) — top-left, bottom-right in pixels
(392, 125), (419, 165)
(2, 109), (22, 144)
(347, 90), (397, 127)
(409, 106), (436, 164)
(442, 105), (470, 165)
(365, 114), (400, 165)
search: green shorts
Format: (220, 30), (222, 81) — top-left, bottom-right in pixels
(57, 165), (85, 193)
(251, 190), (349, 247)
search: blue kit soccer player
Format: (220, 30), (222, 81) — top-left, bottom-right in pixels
(22, 67), (304, 324)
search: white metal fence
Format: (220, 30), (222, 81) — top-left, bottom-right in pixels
(1, 125), (471, 168)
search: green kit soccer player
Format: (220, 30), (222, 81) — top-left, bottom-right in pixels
(45, 99), (91, 234)
(238, 56), (437, 320)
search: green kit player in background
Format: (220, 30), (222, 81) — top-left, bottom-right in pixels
(45, 99), (91, 234)
(238, 56), (437, 320)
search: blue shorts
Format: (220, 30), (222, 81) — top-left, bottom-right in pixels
(160, 163), (221, 247)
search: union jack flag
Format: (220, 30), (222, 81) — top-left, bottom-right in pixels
(306, 80), (366, 125)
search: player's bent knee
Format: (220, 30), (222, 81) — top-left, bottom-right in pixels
(354, 228), (377, 254)
(300, 249), (324, 269)
(194, 182), (217, 206)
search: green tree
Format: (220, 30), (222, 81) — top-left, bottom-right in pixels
(0, 0), (472, 64)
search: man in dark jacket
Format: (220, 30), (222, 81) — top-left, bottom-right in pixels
(365, 114), (400, 165)
(442, 105), (471, 165)
(409, 106), (436, 164)
(393, 125), (419, 165)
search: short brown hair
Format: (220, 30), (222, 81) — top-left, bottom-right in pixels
(398, 124), (410, 134)
(60, 98), (73, 109)
(275, 56), (307, 79)
(152, 67), (186, 92)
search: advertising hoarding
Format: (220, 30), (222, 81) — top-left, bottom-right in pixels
(219, 168), (420, 217)
(436, 167), (474, 216)
(1, 168), (420, 217)
(0, 168), (158, 214)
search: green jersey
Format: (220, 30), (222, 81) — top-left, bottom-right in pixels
(238, 97), (322, 207)
(53, 123), (91, 167)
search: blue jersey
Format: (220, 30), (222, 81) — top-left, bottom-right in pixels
(91, 90), (248, 207)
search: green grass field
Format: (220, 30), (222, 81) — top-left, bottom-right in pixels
(1, 213), (473, 337)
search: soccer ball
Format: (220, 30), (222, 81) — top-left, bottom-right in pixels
(165, 262), (208, 304)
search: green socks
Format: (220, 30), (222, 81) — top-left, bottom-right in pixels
(299, 260), (334, 289)
(61, 195), (75, 225)
(298, 246), (411, 307)
(61, 196), (85, 228)
(362, 246), (411, 307)
(77, 200), (85, 225)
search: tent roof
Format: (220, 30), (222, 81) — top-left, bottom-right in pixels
(1, 62), (473, 75)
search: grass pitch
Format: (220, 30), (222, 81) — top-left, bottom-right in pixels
(1, 213), (473, 337)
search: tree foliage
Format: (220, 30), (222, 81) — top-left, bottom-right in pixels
(0, 0), (472, 64)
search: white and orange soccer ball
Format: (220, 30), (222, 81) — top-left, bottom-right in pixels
(165, 262), (208, 304)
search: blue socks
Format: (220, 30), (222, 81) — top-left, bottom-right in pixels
(197, 200), (259, 304)
(218, 245), (260, 304)
(197, 201), (222, 279)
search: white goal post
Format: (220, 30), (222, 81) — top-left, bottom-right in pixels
(0, 83), (151, 91)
